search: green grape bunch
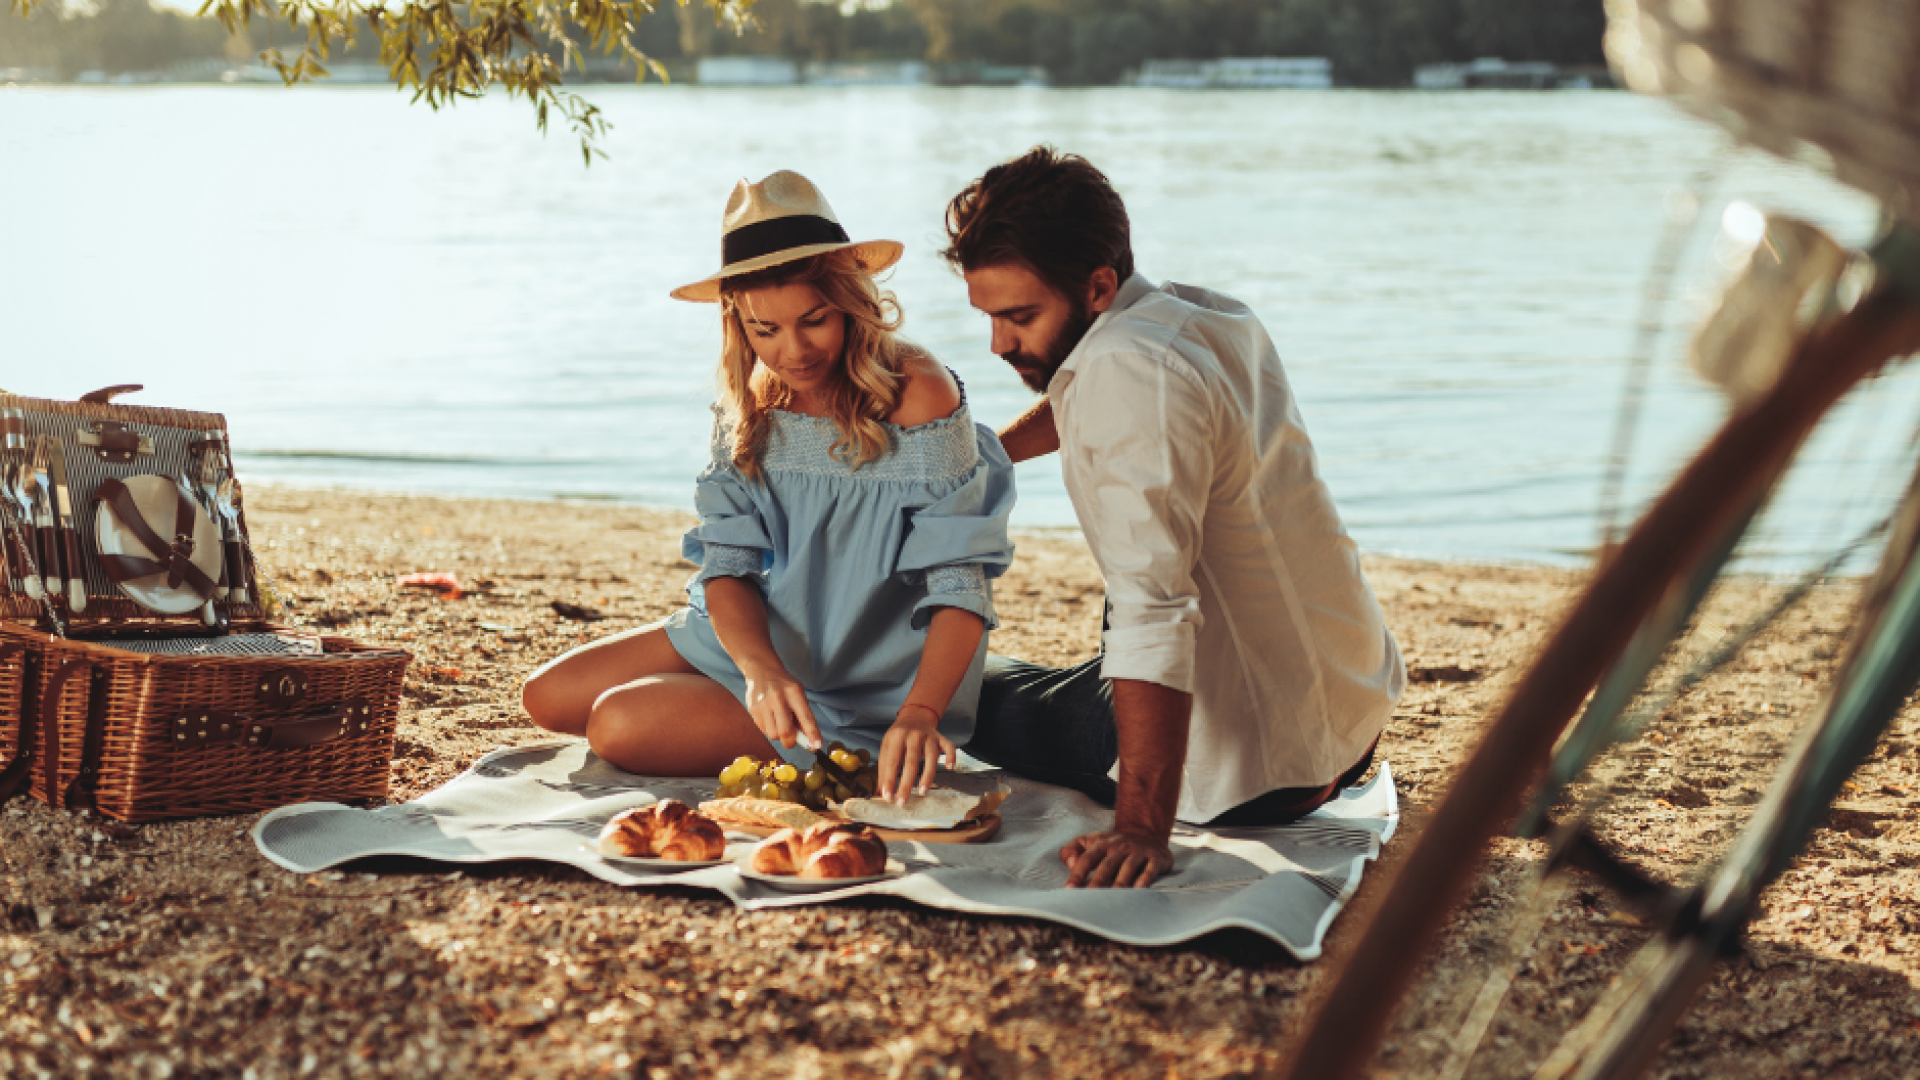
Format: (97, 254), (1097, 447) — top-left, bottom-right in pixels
(714, 742), (877, 812)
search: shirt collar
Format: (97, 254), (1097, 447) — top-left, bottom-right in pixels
(1051, 272), (1157, 389)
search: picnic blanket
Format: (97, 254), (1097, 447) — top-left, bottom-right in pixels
(252, 740), (1397, 960)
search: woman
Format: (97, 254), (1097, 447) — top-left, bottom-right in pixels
(522, 170), (1015, 803)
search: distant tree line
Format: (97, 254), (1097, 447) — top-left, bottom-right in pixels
(661, 0), (1606, 85)
(3, 0), (1605, 86)
(1, 0), (302, 77)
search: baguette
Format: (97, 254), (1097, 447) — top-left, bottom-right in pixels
(698, 797), (827, 832)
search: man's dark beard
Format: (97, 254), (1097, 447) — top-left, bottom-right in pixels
(1003, 295), (1095, 393)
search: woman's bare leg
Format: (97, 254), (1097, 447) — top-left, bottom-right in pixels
(521, 622), (699, 736)
(586, 675), (772, 776)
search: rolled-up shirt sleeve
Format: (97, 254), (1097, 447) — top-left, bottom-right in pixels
(681, 418), (774, 604)
(1061, 350), (1213, 693)
(895, 424), (1017, 630)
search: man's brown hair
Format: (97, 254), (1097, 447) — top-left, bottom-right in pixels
(940, 147), (1135, 301)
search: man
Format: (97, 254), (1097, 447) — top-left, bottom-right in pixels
(943, 147), (1405, 890)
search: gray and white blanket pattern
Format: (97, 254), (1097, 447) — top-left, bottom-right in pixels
(252, 741), (1397, 960)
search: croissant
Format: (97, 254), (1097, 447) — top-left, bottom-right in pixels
(750, 822), (887, 878)
(598, 800), (726, 862)
(749, 827), (804, 875)
(800, 829), (888, 879)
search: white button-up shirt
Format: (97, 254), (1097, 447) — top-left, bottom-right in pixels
(1049, 273), (1405, 822)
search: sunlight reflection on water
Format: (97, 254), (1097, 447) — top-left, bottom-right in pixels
(0, 85), (1895, 569)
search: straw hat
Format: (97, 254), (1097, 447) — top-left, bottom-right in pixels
(671, 170), (903, 303)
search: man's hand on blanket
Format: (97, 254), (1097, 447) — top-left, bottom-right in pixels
(877, 705), (957, 803)
(1061, 830), (1173, 889)
(740, 660), (824, 751)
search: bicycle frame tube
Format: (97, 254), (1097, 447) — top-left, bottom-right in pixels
(1547, 457), (1920, 1080)
(1519, 495), (1763, 841)
(1280, 284), (1920, 1080)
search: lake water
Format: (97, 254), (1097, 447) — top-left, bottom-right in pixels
(0, 85), (1903, 569)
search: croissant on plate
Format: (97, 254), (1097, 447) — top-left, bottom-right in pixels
(598, 800), (727, 862)
(749, 821), (888, 878)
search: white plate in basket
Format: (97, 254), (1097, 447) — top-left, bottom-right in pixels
(93, 485), (223, 616)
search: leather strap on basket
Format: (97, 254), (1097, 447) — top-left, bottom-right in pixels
(0, 651), (87, 807)
(93, 477), (220, 599)
(0, 643), (30, 803)
(170, 700), (374, 751)
(64, 666), (111, 813)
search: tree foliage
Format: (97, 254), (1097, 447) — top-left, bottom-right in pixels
(6, 0), (757, 161)
(4, 0), (1607, 157)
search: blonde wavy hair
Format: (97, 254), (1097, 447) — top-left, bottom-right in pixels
(718, 249), (912, 480)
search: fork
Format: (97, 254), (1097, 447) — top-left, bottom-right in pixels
(174, 472), (221, 628)
(214, 468), (251, 608)
(0, 411), (35, 599)
(198, 434), (241, 604)
(26, 435), (59, 602)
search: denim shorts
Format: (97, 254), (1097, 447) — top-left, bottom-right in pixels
(968, 652), (1377, 829)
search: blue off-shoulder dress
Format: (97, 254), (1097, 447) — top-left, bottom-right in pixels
(662, 389), (1017, 766)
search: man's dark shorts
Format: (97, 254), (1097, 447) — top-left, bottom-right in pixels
(967, 653), (1377, 829)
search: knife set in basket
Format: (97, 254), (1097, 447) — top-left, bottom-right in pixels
(0, 387), (411, 822)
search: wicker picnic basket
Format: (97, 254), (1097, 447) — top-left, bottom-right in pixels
(0, 388), (411, 822)
(1604, 0), (1920, 223)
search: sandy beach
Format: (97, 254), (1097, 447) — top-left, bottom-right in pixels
(5, 486), (1920, 1078)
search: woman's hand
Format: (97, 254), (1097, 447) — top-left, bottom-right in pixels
(738, 659), (822, 751)
(877, 704), (956, 803)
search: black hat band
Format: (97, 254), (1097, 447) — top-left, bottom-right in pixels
(722, 214), (851, 267)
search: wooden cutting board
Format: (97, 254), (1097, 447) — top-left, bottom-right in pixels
(722, 813), (1001, 844)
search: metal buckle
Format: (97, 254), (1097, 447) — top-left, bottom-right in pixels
(256, 669), (312, 708)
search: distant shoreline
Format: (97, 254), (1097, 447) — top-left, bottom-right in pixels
(2, 80), (1622, 92)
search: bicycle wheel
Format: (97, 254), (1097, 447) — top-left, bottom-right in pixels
(1537, 459), (1920, 1078)
(1281, 273), (1920, 1080)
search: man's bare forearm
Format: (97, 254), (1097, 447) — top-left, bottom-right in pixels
(1108, 678), (1192, 842)
(997, 399), (1060, 463)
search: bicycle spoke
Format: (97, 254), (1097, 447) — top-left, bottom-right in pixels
(1537, 397), (1920, 1079)
(1534, 929), (1720, 1080)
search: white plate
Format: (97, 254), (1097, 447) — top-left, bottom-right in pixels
(737, 860), (904, 892)
(580, 844), (728, 871)
(93, 499), (214, 615)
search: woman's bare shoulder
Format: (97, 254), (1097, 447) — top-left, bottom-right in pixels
(888, 347), (961, 428)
